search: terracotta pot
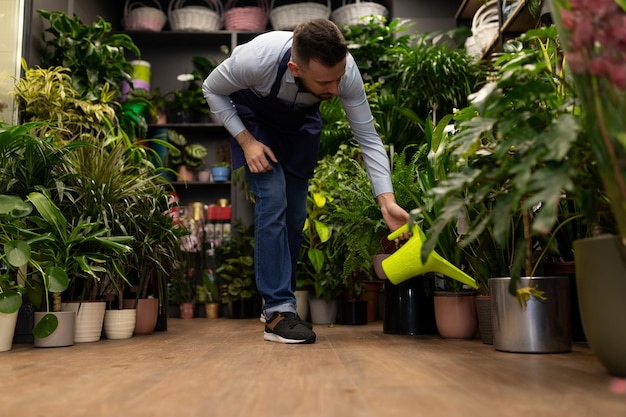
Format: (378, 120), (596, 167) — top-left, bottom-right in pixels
(123, 298), (159, 335)
(180, 303), (194, 319)
(434, 291), (478, 339)
(177, 165), (194, 182)
(372, 254), (390, 279)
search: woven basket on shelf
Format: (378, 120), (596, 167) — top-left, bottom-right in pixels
(330, 0), (388, 27)
(224, 0), (269, 31)
(269, 0), (331, 31)
(168, 0), (223, 32)
(122, 0), (167, 31)
(465, 0), (499, 61)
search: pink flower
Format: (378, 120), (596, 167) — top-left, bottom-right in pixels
(560, 9), (577, 30)
(589, 57), (608, 77)
(606, 60), (626, 89)
(610, 16), (626, 42)
(571, 17), (594, 50)
(566, 51), (588, 74)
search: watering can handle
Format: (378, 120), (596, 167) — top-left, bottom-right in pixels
(387, 223), (410, 241)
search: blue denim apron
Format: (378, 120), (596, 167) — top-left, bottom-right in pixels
(229, 48), (322, 179)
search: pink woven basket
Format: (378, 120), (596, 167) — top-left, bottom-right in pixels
(224, 0), (269, 31)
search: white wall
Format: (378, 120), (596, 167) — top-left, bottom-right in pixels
(0, 0), (26, 124)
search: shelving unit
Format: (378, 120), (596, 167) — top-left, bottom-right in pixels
(125, 29), (257, 225)
(456, 0), (540, 61)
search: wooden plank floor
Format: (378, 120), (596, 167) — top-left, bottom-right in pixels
(2, 318), (625, 417)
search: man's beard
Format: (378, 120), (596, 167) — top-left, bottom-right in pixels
(296, 77), (334, 101)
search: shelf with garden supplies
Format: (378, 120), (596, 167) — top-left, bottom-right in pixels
(149, 124), (232, 185)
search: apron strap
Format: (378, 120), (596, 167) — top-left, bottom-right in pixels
(269, 48), (292, 98)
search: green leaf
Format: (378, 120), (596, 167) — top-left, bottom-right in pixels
(32, 313), (59, 339)
(313, 220), (331, 243)
(45, 266), (69, 293)
(27, 192), (66, 237)
(0, 292), (22, 314)
(4, 240), (31, 267)
(307, 248), (324, 274)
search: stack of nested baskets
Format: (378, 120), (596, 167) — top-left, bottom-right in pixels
(223, 0), (269, 31)
(269, 0), (331, 31)
(168, 0), (223, 32)
(465, 0), (500, 62)
(330, 0), (388, 27)
(122, 0), (167, 31)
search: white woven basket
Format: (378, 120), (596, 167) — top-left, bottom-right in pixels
(330, 0), (388, 27)
(169, 0), (223, 32)
(224, 0), (269, 31)
(123, 0), (167, 31)
(466, 0), (499, 60)
(269, 0), (331, 31)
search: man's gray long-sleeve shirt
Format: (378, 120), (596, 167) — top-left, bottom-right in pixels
(202, 30), (393, 196)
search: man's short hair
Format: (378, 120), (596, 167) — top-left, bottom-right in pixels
(292, 18), (348, 68)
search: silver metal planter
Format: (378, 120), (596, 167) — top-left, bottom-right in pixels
(491, 276), (571, 353)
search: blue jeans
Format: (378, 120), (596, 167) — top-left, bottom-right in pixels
(245, 162), (308, 318)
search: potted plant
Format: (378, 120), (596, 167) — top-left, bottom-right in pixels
(549, 0), (626, 377)
(25, 191), (133, 344)
(424, 27), (588, 352)
(165, 130), (208, 182)
(0, 194), (30, 351)
(170, 276), (196, 319)
(215, 223), (258, 319)
(166, 72), (210, 125)
(201, 268), (220, 319)
(38, 10), (140, 102)
(14, 60), (186, 338)
(210, 162), (231, 182)
(297, 159), (347, 325)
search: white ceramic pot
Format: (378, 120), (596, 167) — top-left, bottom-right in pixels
(34, 311), (76, 348)
(62, 301), (106, 343)
(104, 309), (137, 340)
(0, 311), (18, 352)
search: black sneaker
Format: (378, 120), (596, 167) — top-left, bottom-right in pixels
(261, 312), (313, 329)
(264, 312), (316, 344)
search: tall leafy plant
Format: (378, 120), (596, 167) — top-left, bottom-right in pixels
(38, 10), (140, 102)
(423, 27), (596, 294)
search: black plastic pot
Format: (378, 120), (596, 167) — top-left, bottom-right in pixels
(338, 300), (368, 325)
(383, 276), (437, 335)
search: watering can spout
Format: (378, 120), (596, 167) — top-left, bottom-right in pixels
(381, 224), (478, 289)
